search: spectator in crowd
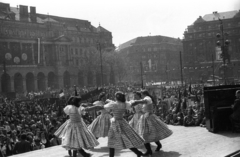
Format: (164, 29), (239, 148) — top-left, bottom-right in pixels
(183, 108), (195, 127)
(230, 90), (240, 132)
(174, 112), (184, 126)
(13, 134), (32, 154)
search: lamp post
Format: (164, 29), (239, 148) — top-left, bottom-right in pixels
(97, 42), (104, 87)
(140, 62), (144, 88)
(213, 11), (231, 85)
(179, 51), (184, 86)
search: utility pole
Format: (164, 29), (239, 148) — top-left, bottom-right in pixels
(180, 51), (184, 86)
(140, 62), (144, 88)
(97, 42), (104, 87)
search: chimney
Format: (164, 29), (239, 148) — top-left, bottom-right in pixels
(0, 2), (10, 12)
(30, 6), (36, 22)
(19, 5), (28, 22)
(30, 6), (36, 14)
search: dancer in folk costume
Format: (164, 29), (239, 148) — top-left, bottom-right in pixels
(84, 91), (145, 157)
(54, 96), (99, 157)
(132, 90), (173, 156)
(129, 91), (144, 131)
(88, 92), (112, 139)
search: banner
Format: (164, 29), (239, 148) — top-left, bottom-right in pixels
(81, 88), (103, 102)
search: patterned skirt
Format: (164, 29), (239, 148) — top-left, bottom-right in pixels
(54, 119), (99, 150)
(54, 119), (70, 138)
(88, 113), (112, 138)
(138, 113), (173, 143)
(108, 117), (145, 150)
(129, 112), (143, 131)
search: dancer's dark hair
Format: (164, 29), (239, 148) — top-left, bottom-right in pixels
(98, 92), (106, 101)
(133, 91), (141, 99)
(141, 90), (156, 105)
(115, 91), (126, 103)
(67, 96), (81, 107)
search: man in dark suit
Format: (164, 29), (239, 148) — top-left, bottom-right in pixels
(230, 90), (240, 132)
(13, 134), (32, 154)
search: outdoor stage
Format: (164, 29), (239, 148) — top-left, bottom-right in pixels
(11, 125), (240, 157)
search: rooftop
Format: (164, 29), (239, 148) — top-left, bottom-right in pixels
(0, 2), (111, 34)
(117, 35), (181, 51)
(194, 10), (239, 24)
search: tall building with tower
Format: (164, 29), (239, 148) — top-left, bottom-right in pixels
(117, 35), (182, 85)
(0, 2), (115, 93)
(182, 10), (240, 84)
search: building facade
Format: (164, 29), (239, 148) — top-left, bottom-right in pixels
(0, 2), (115, 93)
(182, 10), (240, 84)
(117, 36), (182, 85)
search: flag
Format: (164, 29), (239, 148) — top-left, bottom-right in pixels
(176, 89), (182, 113)
(195, 93), (200, 102)
(183, 88), (188, 97)
(188, 84), (192, 94)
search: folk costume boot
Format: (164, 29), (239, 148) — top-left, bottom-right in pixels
(155, 141), (162, 152)
(78, 148), (91, 157)
(73, 150), (77, 157)
(109, 148), (115, 157)
(68, 150), (72, 157)
(130, 148), (144, 157)
(143, 143), (152, 156)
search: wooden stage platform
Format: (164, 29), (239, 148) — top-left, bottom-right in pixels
(10, 125), (240, 157)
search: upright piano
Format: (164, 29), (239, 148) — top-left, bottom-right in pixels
(204, 85), (240, 133)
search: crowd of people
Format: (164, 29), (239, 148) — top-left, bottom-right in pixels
(156, 85), (206, 127)
(0, 83), (238, 157)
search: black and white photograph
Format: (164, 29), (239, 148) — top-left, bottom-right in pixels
(0, 0), (240, 157)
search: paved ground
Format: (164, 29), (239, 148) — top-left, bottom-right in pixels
(11, 125), (240, 157)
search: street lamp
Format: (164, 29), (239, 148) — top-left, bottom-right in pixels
(97, 42), (104, 87)
(214, 11), (231, 85)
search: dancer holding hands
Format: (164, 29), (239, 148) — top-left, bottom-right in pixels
(132, 90), (173, 156)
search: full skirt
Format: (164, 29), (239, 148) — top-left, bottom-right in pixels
(138, 113), (173, 143)
(88, 113), (112, 138)
(108, 118), (144, 150)
(54, 119), (69, 138)
(129, 112), (143, 131)
(54, 119), (99, 150)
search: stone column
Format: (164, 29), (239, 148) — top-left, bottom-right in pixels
(58, 75), (64, 89)
(0, 77), (1, 92)
(42, 44), (46, 66)
(22, 77), (26, 93)
(45, 78), (48, 89)
(10, 76), (14, 92)
(34, 75), (38, 92)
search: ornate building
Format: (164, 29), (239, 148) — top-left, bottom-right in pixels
(117, 35), (182, 85)
(0, 2), (115, 93)
(182, 10), (240, 84)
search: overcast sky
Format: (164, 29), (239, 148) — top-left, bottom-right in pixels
(2, 0), (240, 46)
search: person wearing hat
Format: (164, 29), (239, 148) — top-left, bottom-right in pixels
(54, 96), (98, 157)
(13, 134), (32, 154)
